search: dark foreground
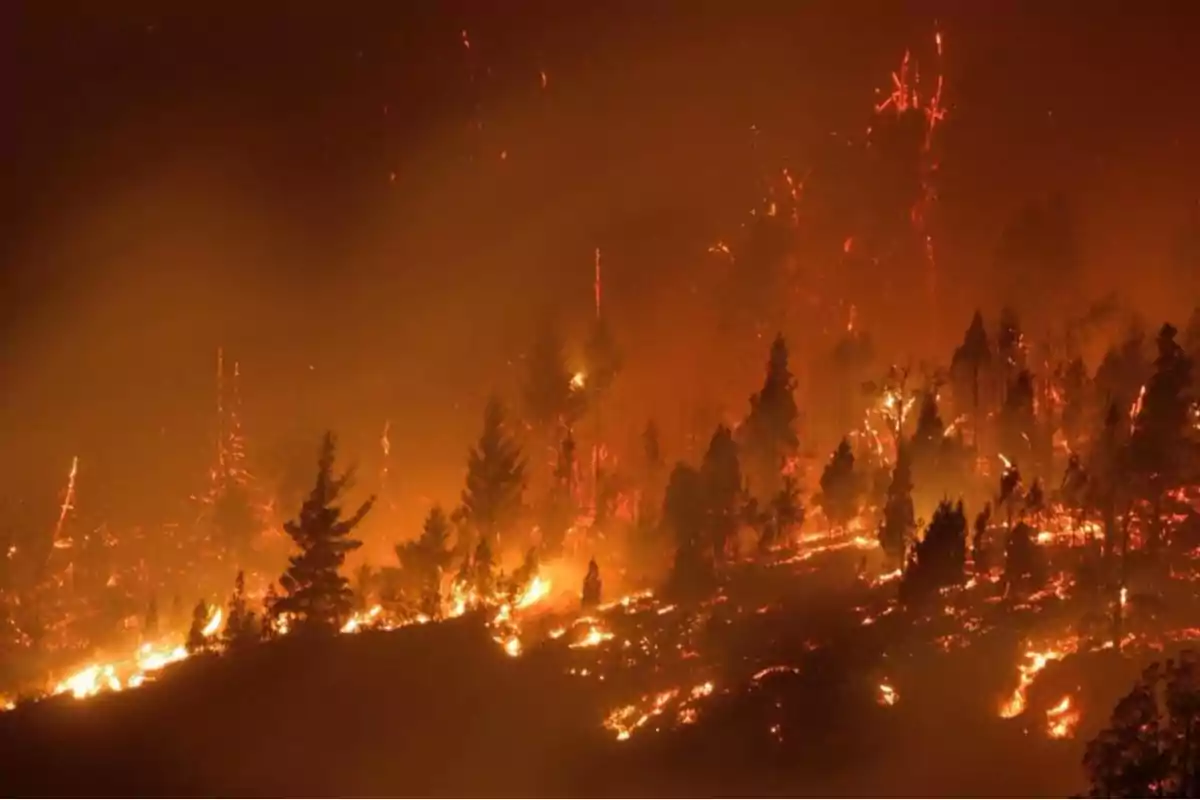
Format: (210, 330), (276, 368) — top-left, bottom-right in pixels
(0, 613), (1136, 797)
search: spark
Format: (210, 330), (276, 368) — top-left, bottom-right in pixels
(540, 69), (548, 89)
(51, 456), (79, 545)
(460, 29), (470, 50)
(594, 246), (602, 322)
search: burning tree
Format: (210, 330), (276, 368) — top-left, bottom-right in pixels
(1002, 522), (1043, 599)
(1085, 651), (1200, 797)
(186, 600), (213, 654)
(1094, 324), (1148, 413)
(1000, 369), (1038, 470)
(740, 334), (800, 500)
(461, 398), (527, 549)
(759, 474), (803, 553)
(817, 438), (861, 530)
(878, 445), (915, 568)
(270, 433), (374, 634)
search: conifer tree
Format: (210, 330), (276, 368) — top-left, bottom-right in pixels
(663, 463), (711, 599)
(972, 503), (992, 574)
(540, 431), (577, 557)
(1094, 324), (1148, 412)
(900, 500), (968, 606)
(1000, 369), (1037, 464)
(740, 334), (800, 499)
(1003, 521), (1043, 598)
(396, 505), (453, 614)
(461, 398), (527, 549)
(471, 536), (496, 599)
(700, 425), (742, 561)
(760, 473), (803, 552)
(817, 438), (861, 530)
(583, 316), (621, 403)
(222, 570), (259, 651)
(1060, 356), (1090, 449)
(639, 420), (666, 523)
(950, 310), (992, 433)
(1129, 323), (1196, 554)
(581, 557), (602, 609)
(878, 445), (915, 568)
(998, 459), (1022, 531)
(186, 599), (211, 654)
(261, 583), (280, 639)
(523, 319), (583, 431)
(1087, 403), (1126, 568)
(271, 433), (374, 634)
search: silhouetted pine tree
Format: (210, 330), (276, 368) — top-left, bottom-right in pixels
(581, 557), (602, 609)
(663, 463), (712, 600)
(740, 334), (800, 499)
(540, 431), (577, 558)
(1094, 324), (1148, 412)
(461, 398), (526, 549)
(700, 425), (742, 561)
(759, 473), (803, 552)
(972, 503), (992, 574)
(1003, 522), (1043, 598)
(996, 306), (1026, 382)
(1000, 369), (1037, 465)
(261, 584), (280, 640)
(1060, 452), (1090, 540)
(639, 420), (666, 524)
(222, 570), (259, 651)
(471, 536), (496, 599)
(271, 433), (373, 634)
(817, 438), (860, 530)
(1129, 323), (1196, 554)
(878, 445), (915, 568)
(950, 310), (992, 437)
(396, 505), (453, 616)
(997, 459), (1022, 530)
(900, 500), (968, 607)
(523, 319), (583, 431)
(186, 599), (211, 654)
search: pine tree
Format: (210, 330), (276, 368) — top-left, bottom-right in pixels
(222, 570), (259, 651)
(1129, 323), (1196, 554)
(1094, 324), (1148, 413)
(1000, 369), (1037, 464)
(663, 463), (712, 600)
(1060, 356), (1090, 449)
(760, 473), (803, 552)
(461, 398), (527, 549)
(997, 459), (1022, 530)
(817, 438), (860, 529)
(950, 310), (992, 436)
(1003, 521), (1043, 598)
(972, 503), (992, 574)
(639, 420), (666, 524)
(397, 506), (453, 611)
(261, 583), (280, 639)
(740, 334), (800, 499)
(1087, 403), (1126, 569)
(996, 306), (1025, 380)
(699, 425), (742, 561)
(471, 536), (496, 599)
(523, 319), (583, 431)
(1061, 452), (1090, 543)
(271, 433), (374, 634)
(900, 500), (968, 607)
(878, 445), (915, 568)
(186, 599), (211, 654)
(540, 432), (577, 557)
(581, 557), (602, 609)
(583, 316), (621, 402)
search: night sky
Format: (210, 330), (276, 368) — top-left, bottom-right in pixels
(8, 1), (1200, 547)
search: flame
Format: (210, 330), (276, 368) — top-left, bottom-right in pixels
(514, 576), (551, 610)
(571, 371), (586, 390)
(878, 682), (898, 706)
(1046, 694), (1080, 739)
(570, 624), (615, 649)
(1000, 640), (1078, 718)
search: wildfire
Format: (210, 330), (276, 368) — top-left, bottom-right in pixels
(878, 682), (898, 706)
(1000, 640), (1079, 719)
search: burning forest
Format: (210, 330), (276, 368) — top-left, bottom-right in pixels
(10, 4), (1200, 797)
